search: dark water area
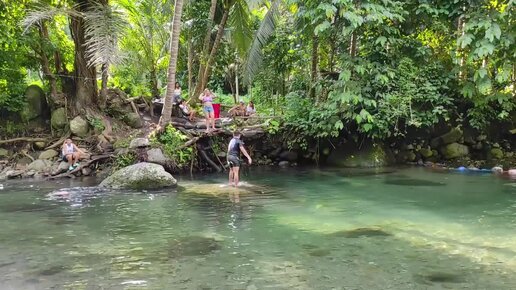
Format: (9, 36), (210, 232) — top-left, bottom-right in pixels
(0, 167), (515, 289)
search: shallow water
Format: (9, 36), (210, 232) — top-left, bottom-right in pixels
(0, 167), (515, 289)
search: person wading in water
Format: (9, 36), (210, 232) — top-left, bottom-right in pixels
(227, 131), (252, 187)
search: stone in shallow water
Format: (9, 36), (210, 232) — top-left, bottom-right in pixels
(415, 272), (465, 284)
(329, 227), (392, 238)
(37, 265), (67, 276)
(307, 249), (331, 257)
(0, 203), (56, 213)
(168, 236), (221, 258)
(384, 178), (445, 186)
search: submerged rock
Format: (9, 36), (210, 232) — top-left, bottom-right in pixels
(415, 272), (465, 284)
(99, 162), (176, 190)
(328, 143), (395, 168)
(168, 236), (221, 258)
(384, 177), (445, 186)
(181, 182), (262, 197)
(329, 227), (392, 238)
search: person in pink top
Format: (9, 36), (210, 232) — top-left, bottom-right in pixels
(198, 88), (216, 132)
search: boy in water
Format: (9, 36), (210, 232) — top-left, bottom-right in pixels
(227, 131), (252, 187)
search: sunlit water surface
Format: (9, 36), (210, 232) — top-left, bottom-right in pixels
(0, 167), (515, 289)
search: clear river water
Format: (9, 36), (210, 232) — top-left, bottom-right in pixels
(0, 166), (515, 290)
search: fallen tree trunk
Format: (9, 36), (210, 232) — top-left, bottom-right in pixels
(198, 148), (221, 172)
(0, 137), (48, 145)
(47, 154), (113, 179)
(45, 131), (72, 150)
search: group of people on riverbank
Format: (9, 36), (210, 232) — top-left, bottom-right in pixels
(168, 83), (257, 132)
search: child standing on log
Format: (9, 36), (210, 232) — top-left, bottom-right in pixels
(227, 131), (252, 187)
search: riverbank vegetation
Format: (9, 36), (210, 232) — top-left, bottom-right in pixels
(0, 0), (515, 176)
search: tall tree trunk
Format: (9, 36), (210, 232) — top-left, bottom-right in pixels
(160, 0), (184, 125)
(310, 35), (319, 99)
(194, 0), (218, 100)
(187, 34), (194, 99)
(150, 66), (159, 98)
(349, 32), (357, 57)
(100, 63), (108, 109)
(70, 0), (98, 113)
(197, 9), (230, 96)
(38, 21), (58, 99)
(457, 5), (466, 80)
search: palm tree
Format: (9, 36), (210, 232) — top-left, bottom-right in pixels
(83, 0), (126, 109)
(160, 0), (185, 125)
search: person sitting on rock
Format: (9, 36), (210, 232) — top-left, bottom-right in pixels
(179, 99), (196, 121)
(61, 139), (84, 171)
(228, 101), (246, 117)
(246, 101), (256, 116)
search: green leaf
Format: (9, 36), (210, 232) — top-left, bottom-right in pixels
(314, 20), (331, 35)
(339, 69), (351, 81)
(461, 82), (476, 98)
(485, 23), (501, 42)
(375, 36), (387, 47)
(457, 33), (474, 48)
(363, 123), (373, 132)
(334, 120), (344, 130)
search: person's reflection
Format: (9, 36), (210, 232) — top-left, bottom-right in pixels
(229, 190), (240, 203)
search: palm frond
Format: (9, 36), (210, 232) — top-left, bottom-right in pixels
(22, 4), (81, 33)
(243, 0), (280, 85)
(229, 0), (253, 56)
(84, 1), (128, 69)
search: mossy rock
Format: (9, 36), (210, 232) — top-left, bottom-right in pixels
(70, 116), (90, 137)
(180, 182), (261, 197)
(328, 142), (395, 168)
(123, 112), (143, 129)
(99, 162), (176, 190)
(22, 85), (49, 121)
(490, 148), (504, 159)
(51, 108), (68, 130)
(440, 143), (469, 159)
(430, 128), (463, 148)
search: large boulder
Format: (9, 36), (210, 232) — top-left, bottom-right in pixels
(279, 151), (298, 162)
(430, 128), (462, 148)
(22, 85), (49, 121)
(490, 148), (504, 159)
(440, 143), (469, 159)
(123, 112), (143, 129)
(0, 148), (8, 158)
(327, 142), (395, 168)
(129, 138), (149, 149)
(147, 148), (171, 166)
(70, 116), (90, 137)
(27, 159), (53, 172)
(51, 108), (68, 130)
(99, 162), (176, 190)
(38, 149), (59, 160)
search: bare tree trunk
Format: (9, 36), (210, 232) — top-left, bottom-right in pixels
(193, 0), (218, 100)
(99, 63), (108, 109)
(235, 62), (239, 103)
(160, 0), (184, 125)
(310, 35), (318, 99)
(349, 32), (357, 57)
(198, 9), (230, 95)
(150, 66), (159, 98)
(38, 21), (58, 99)
(70, 0), (98, 113)
(458, 5), (466, 80)
(188, 35), (194, 99)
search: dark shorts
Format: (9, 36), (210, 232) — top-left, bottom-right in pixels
(227, 155), (241, 168)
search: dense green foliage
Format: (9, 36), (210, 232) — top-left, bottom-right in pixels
(150, 125), (194, 169)
(0, 0), (514, 144)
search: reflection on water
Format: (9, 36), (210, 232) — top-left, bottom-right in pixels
(0, 167), (515, 289)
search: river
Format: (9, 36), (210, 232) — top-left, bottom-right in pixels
(0, 167), (515, 289)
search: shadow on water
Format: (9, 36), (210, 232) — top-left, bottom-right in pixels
(383, 175), (446, 186)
